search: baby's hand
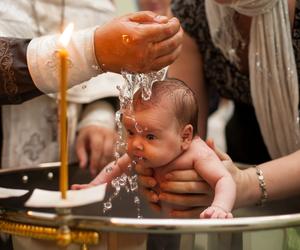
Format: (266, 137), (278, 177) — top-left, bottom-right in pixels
(200, 206), (233, 219)
(71, 183), (97, 190)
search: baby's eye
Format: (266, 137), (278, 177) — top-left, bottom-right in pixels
(146, 134), (156, 140)
(127, 129), (134, 136)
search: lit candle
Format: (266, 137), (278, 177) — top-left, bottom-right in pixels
(58, 23), (74, 199)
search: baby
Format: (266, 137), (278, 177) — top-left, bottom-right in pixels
(72, 79), (236, 218)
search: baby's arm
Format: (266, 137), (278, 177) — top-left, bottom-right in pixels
(72, 154), (131, 190)
(193, 140), (236, 218)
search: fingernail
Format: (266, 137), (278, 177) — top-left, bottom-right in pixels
(91, 169), (96, 176)
(80, 161), (87, 168)
(149, 180), (156, 187)
(154, 15), (168, 23)
(169, 17), (178, 23)
(151, 194), (159, 202)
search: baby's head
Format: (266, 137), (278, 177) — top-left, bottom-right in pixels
(123, 78), (198, 168)
(133, 78), (198, 135)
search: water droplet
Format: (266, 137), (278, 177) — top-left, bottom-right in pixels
(91, 64), (100, 70)
(105, 166), (113, 173)
(103, 202), (112, 213)
(134, 196), (140, 205)
(122, 34), (131, 44)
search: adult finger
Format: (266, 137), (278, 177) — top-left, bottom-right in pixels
(206, 138), (230, 161)
(89, 135), (104, 175)
(99, 134), (114, 168)
(159, 193), (213, 207)
(170, 207), (205, 218)
(152, 27), (183, 58)
(151, 45), (182, 71)
(213, 146), (231, 161)
(137, 17), (181, 43)
(138, 175), (157, 188)
(76, 137), (88, 169)
(205, 138), (214, 149)
(160, 181), (211, 194)
(128, 11), (168, 24)
(139, 187), (159, 203)
(149, 203), (162, 213)
(135, 163), (153, 176)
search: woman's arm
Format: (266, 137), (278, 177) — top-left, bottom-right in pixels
(136, 138), (300, 217)
(234, 150), (300, 208)
(205, 142), (300, 208)
(168, 31), (208, 137)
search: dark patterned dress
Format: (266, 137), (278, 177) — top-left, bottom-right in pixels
(172, 0), (300, 164)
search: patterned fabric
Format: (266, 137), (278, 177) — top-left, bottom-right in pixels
(171, 0), (300, 105)
(293, 0), (300, 91)
(0, 0), (118, 168)
(0, 38), (42, 104)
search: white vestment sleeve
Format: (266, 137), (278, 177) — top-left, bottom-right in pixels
(27, 27), (103, 93)
(77, 100), (116, 130)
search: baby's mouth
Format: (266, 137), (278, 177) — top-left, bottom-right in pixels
(134, 155), (146, 162)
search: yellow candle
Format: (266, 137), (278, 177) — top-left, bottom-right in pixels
(58, 23), (73, 200)
(59, 47), (68, 199)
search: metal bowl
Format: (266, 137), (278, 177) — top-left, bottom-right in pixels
(0, 163), (299, 250)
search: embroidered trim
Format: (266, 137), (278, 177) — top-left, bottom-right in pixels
(0, 39), (19, 100)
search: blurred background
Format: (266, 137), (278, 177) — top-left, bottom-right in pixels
(115, 0), (136, 15)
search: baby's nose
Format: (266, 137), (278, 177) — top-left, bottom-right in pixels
(132, 137), (144, 151)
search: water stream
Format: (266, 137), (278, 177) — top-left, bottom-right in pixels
(102, 68), (167, 217)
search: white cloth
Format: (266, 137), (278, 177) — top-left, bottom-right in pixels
(205, 0), (300, 159)
(27, 27), (103, 94)
(0, 0), (124, 168)
(77, 100), (116, 130)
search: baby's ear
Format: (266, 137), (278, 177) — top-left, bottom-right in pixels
(181, 124), (193, 150)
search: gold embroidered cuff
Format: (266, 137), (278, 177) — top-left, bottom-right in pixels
(255, 166), (268, 206)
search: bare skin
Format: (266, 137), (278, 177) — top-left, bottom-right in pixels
(137, 0), (299, 218)
(73, 88), (236, 219)
(94, 11), (183, 73)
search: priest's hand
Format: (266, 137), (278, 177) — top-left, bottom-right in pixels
(76, 125), (116, 176)
(94, 11), (183, 73)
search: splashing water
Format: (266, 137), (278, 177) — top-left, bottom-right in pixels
(102, 68), (167, 217)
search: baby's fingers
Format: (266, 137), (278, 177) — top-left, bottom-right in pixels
(200, 207), (215, 219)
(71, 184), (91, 190)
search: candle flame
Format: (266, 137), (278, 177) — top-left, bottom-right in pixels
(59, 23), (74, 48)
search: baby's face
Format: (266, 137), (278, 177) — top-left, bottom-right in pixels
(123, 105), (183, 168)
